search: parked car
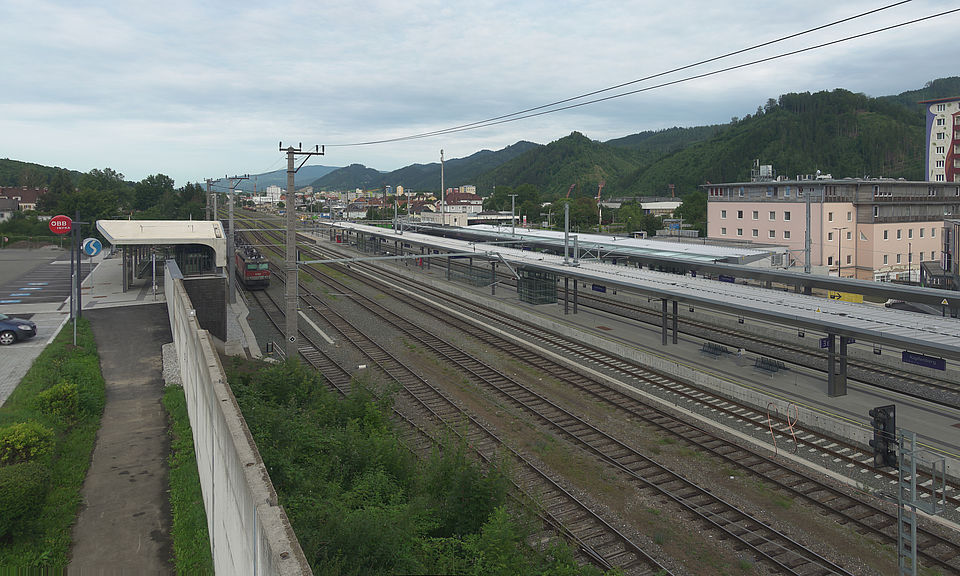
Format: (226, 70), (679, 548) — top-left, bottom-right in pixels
(0, 313), (37, 345)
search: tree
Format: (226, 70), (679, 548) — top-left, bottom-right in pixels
(37, 169), (74, 213)
(134, 174), (175, 211)
(675, 191), (707, 237)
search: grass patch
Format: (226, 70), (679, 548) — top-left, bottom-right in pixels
(0, 319), (105, 567)
(162, 385), (213, 574)
(226, 359), (613, 576)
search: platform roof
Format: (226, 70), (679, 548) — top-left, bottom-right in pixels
(96, 220), (227, 267)
(328, 221), (960, 360)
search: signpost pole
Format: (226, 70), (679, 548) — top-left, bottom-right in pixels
(75, 211), (82, 320)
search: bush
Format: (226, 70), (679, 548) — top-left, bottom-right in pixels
(0, 421), (55, 465)
(36, 382), (80, 425)
(0, 461), (50, 538)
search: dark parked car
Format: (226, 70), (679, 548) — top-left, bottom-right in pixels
(0, 313), (37, 345)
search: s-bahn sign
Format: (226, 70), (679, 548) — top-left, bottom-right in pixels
(49, 214), (73, 235)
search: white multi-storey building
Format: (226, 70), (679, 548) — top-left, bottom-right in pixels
(921, 96), (960, 183)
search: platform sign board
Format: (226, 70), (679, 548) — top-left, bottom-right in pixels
(718, 274), (736, 283)
(591, 284), (606, 293)
(827, 291), (863, 303)
(902, 351), (946, 371)
(819, 337), (830, 349)
(49, 214), (72, 235)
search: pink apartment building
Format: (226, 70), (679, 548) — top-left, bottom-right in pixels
(705, 178), (960, 281)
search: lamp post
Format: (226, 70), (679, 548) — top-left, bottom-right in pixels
(509, 194), (518, 236)
(833, 226), (848, 277)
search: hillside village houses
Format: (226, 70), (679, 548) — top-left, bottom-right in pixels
(0, 186), (47, 222)
(704, 95), (960, 290)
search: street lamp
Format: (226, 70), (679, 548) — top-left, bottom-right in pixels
(833, 226), (848, 277)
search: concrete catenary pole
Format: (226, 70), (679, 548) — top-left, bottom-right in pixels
(440, 149), (445, 226)
(280, 143), (324, 361)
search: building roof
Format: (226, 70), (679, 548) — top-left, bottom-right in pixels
(96, 220), (227, 267)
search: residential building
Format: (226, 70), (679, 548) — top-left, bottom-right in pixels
(920, 96), (960, 183)
(704, 177), (960, 281)
(0, 186), (47, 211)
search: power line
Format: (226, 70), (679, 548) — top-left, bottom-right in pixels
(326, 2), (956, 147)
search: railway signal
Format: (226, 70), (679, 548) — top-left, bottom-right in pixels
(868, 404), (897, 469)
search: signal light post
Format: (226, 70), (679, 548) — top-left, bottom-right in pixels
(866, 405), (946, 575)
(868, 404), (897, 469)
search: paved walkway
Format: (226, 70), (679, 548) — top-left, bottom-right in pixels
(67, 304), (174, 574)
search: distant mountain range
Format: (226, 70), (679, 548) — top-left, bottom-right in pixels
(3, 77), (959, 202)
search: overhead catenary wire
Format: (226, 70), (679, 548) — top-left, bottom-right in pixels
(326, 2), (956, 148)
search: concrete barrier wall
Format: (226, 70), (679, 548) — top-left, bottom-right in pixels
(165, 265), (311, 575)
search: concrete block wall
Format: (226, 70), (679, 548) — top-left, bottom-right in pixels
(165, 265), (311, 576)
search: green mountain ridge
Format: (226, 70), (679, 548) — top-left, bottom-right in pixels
(3, 77), (958, 200)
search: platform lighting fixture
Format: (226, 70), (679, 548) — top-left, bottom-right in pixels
(797, 329), (804, 338)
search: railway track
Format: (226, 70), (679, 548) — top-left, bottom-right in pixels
(254, 242), (863, 575)
(236, 214), (960, 573)
(242, 236), (670, 574)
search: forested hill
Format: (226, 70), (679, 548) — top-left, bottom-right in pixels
(0, 159), (84, 188)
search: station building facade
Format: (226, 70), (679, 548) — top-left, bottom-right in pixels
(704, 178), (960, 282)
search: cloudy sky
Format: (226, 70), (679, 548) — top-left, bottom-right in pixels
(2, 0), (957, 186)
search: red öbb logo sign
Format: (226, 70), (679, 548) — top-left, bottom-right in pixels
(49, 214), (73, 235)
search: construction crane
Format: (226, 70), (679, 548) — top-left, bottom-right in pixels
(565, 183), (576, 199)
(595, 180), (606, 201)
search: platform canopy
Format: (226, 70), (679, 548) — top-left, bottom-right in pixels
(96, 220), (227, 268)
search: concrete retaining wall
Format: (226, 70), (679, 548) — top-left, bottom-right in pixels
(165, 264), (311, 575)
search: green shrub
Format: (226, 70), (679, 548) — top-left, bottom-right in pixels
(0, 421), (55, 465)
(0, 461), (50, 538)
(36, 381), (80, 425)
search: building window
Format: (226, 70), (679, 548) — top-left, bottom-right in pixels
(896, 254), (901, 264)
(920, 251), (924, 261)
(931, 228), (936, 238)
(846, 231), (851, 240)
(936, 174), (945, 182)
(768, 230), (776, 238)
(784, 187), (790, 197)
(897, 229), (902, 239)
(752, 210), (759, 220)
(738, 187), (744, 197)
(721, 227), (727, 235)
(932, 250), (936, 259)
(883, 230), (888, 240)
(874, 206), (879, 218)
(784, 211), (791, 221)
(769, 211), (775, 220)
(938, 132), (946, 140)
(737, 228), (743, 236)
(828, 212), (834, 222)
(937, 117), (946, 126)
(828, 232), (834, 241)
(937, 146), (945, 154)
(937, 103), (946, 111)
(937, 160), (946, 168)
(828, 256), (834, 265)
(846, 255), (851, 264)
(737, 210), (743, 219)
(783, 230), (791, 239)
(908, 229), (913, 239)
(920, 228), (924, 238)
(847, 211), (852, 221)
(752, 229), (758, 237)
(721, 210), (727, 219)
(884, 255), (888, 265)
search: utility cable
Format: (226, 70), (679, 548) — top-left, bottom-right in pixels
(326, 2), (956, 147)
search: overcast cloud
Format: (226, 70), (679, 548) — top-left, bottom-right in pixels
(1, 0), (957, 186)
